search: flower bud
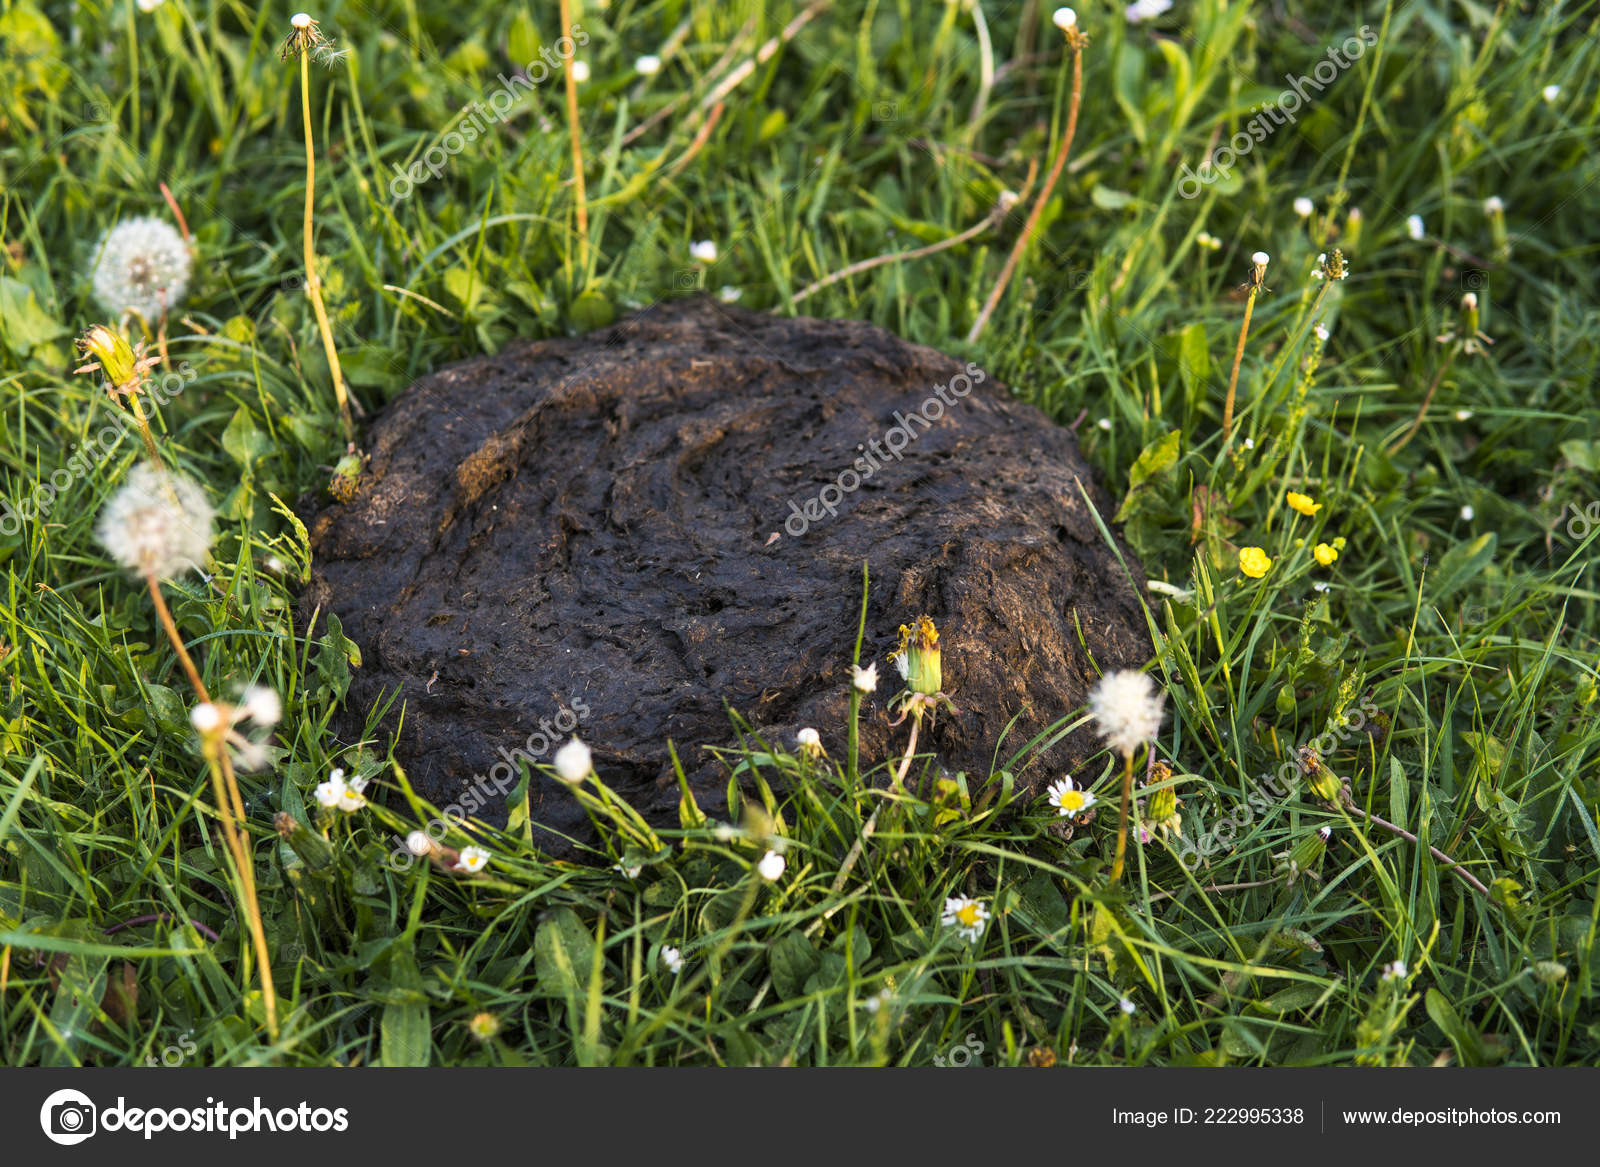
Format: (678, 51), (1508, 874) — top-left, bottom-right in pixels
(275, 811), (336, 870)
(77, 324), (141, 388)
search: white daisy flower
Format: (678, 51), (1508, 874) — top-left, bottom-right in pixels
(1381, 960), (1407, 982)
(1293, 196), (1314, 218)
(315, 768), (369, 812)
(553, 737), (592, 784)
(1406, 214), (1425, 240)
(89, 216), (191, 324)
(1119, 996), (1136, 1014)
(941, 895), (989, 943)
(569, 61), (590, 83)
(635, 54), (661, 76)
(1097, 417), (1112, 431)
(1460, 505), (1475, 522)
(1088, 670), (1165, 758)
(1315, 322), (1330, 341)
(96, 464), (215, 583)
(1045, 776), (1097, 818)
(716, 285), (742, 303)
(660, 945), (684, 974)
(1454, 409), (1474, 421)
(1482, 196), (1504, 215)
(689, 239), (718, 264)
(453, 845), (490, 873)
(1542, 84), (1560, 103)
(757, 850), (786, 881)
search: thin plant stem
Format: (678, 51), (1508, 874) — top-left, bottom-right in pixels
(298, 48), (354, 445)
(559, 0), (589, 272)
(1109, 749), (1134, 883)
(967, 37), (1083, 344)
(1388, 344), (1460, 454)
(206, 748), (280, 1039)
(143, 571), (279, 1037)
(126, 392), (162, 463)
(792, 207), (1006, 305)
(893, 711), (922, 789)
(1348, 800), (1489, 896)
(1221, 283), (1260, 445)
(144, 573), (208, 700)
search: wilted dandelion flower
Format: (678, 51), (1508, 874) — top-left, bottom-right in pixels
(942, 895), (989, 942)
(89, 216), (191, 324)
(1088, 670), (1164, 759)
(1046, 776), (1096, 818)
(97, 463), (215, 582)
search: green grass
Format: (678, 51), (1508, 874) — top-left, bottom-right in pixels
(2, 0), (1599, 1066)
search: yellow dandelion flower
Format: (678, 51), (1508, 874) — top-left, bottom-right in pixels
(1239, 547), (1273, 578)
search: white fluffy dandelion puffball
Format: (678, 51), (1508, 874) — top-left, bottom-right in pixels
(635, 54), (662, 76)
(1052, 7), (1077, 31)
(90, 216), (191, 324)
(1088, 669), (1164, 757)
(554, 737), (592, 784)
(97, 464), (215, 582)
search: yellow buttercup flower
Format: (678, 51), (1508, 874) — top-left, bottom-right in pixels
(1286, 491), (1321, 516)
(1313, 542), (1338, 566)
(1239, 547), (1272, 578)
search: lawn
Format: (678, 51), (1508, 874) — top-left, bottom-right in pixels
(1, 0), (1598, 1067)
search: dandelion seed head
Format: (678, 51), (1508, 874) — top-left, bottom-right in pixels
(89, 216), (191, 324)
(1293, 197), (1314, 218)
(757, 850), (786, 881)
(554, 737), (592, 784)
(635, 54), (661, 76)
(570, 60), (590, 83)
(96, 464), (215, 582)
(1088, 669), (1164, 757)
(1406, 214), (1425, 240)
(1052, 7), (1077, 31)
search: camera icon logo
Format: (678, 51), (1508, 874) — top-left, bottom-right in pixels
(39, 1088), (97, 1146)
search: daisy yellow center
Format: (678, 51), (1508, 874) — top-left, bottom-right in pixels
(1059, 790), (1087, 812)
(955, 903), (982, 927)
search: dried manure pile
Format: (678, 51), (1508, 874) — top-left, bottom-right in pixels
(303, 298), (1150, 855)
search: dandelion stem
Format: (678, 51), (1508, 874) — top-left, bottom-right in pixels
(126, 392), (162, 463)
(792, 206), (1006, 306)
(893, 709), (922, 789)
(559, 0), (589, 272)
(297, 48), (355, 445)
(206, 746), (280, 1040)
(1109, 749), (1135, 883)
(1221, 283), (1260, 446)
(1388, 343), (1460, 455)
(144, 573), (208, 701)
(966, 34), (1083, 344)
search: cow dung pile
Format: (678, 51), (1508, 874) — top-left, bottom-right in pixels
(301, 297), (1151, 856)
